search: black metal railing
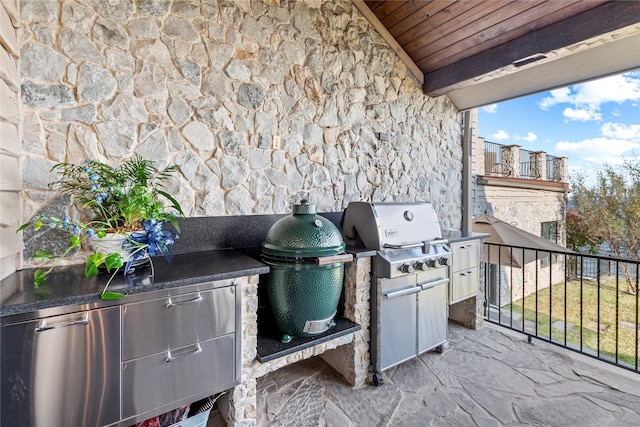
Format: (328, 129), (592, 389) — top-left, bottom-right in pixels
(483, 242), (639, 374)
(546, 155), (557, 180)
(484, 141), (503, 176)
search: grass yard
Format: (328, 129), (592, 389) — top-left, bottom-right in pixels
(507, 278), (639, 367)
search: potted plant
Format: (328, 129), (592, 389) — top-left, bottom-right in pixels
(18, 155), (184, 299)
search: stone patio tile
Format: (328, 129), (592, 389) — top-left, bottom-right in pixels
(267, 379), (324, 426)
(208, 323), (640, 426)
(321, 399), (352, 427)
(386, 357), (440, 393)
(535, 379), (605, 397)
(457, 377), (518, 424)
(513, 367), (565, 385)
(420, 353), (461, 388)
(387, 388), (460, 426)
(513, 395), (618, 426)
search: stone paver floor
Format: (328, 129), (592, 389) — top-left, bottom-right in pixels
(208, 322), (640, 426)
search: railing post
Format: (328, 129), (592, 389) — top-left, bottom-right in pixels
(530, 151), (546, 180)
(553, 157), (569, 182)
(501, 145), (520, 178)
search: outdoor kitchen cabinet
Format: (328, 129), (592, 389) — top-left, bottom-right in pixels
(1, 280), (242, 427)
(0, 307), (121, 427)
(121, 285), (238, 421)
(449, 240), (481, 304)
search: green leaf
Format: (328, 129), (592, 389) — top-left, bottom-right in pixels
(88, 252), (104, 266)
(97, 230), (107, 238)
(34, 270), (46, 286)
(100, 292), (125, 300)
(69, 235), (82, 247)
(105, 253), (124, 272)
(34, 219), (44, 231)
(85, 262), (99, 277)
(33, 250), (54, 261)
(16, 222), (30, 232)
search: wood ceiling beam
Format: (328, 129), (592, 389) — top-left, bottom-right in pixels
(423, 1), (640, 97)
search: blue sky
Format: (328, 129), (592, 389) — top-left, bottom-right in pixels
(478, 70), (640, 185)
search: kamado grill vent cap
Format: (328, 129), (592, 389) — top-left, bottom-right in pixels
(262, 199), (345, 258)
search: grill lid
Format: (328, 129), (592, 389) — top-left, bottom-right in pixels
(263, 200), (346, 257)
(341, 201), (443, 249)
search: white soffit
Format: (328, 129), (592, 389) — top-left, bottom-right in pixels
(446, 25), (640, 111)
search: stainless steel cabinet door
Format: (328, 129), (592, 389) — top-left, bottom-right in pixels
(1, 307), (121, 427)
(418, 281), (447, 353)
(378, 286), (418, 371)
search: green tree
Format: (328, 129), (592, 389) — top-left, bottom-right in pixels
(568, 159), (640, 294)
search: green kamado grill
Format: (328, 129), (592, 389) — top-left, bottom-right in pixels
(262, 200), (352, 343)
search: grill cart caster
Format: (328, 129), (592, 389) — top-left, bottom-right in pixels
(434, 342), (447, 354)
(373, 372), (384, 386)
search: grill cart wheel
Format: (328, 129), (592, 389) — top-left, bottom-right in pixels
(373, 372), (384, 386)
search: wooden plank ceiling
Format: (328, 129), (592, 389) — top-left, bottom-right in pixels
(361, 0), (640, 102)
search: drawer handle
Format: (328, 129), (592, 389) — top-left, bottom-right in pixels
(166, 343), (202, 363)
(35, 314), (89, 333)
(385, 286), (421, 299)
(460, 271), (473, 276)
(165, 293), (203, 308)
(420, 278), (449, 290)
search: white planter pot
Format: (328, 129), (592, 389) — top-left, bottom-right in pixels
(89, 232), (149, 269)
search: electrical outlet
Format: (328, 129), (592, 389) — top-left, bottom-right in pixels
(272, 135), (281, 150)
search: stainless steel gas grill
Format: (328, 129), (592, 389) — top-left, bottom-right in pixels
(341, 202), (451, 386)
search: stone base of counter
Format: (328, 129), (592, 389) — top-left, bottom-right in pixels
(219, 257), (372, 426)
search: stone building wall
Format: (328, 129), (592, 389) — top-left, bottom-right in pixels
(0, 0), (22, 280)
(18, 0), (463, 263)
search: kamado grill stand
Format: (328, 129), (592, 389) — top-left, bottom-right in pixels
(342, 202), (451, 386)
(263, 200), (352, 344)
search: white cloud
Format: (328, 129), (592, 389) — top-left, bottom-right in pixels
(563, 107), (602, 121)
(520, 132), (537, 142)
(554, 138), (639, 165)
(491, 130), (509, 140)
(538, 73), (640, 124)
(482, 104), (498, 113)
(539, 87), (573, 110)
(600, 123), (640, 140)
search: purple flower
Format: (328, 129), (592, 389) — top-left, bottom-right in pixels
(87, 228), (95, 238)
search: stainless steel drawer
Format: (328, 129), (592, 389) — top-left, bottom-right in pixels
(452, 240), (479, 272)
(1, 307), (121, 427)
(122, 334), (237, 418)
(450, 267), (479, 304)
(123, 287), (235, 361)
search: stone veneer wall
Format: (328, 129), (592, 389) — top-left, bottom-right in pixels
(17, 0), (463, 264)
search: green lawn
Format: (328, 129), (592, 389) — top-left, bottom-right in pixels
(507, 278), (639, 367)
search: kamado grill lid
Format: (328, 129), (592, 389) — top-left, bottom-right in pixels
(262, 200), (346, 258)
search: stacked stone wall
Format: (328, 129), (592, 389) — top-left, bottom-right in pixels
(18, 0), (463, 264)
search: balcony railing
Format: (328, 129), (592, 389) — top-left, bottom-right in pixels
(483, 242), (639, 374)
(483, 140), (564, 182)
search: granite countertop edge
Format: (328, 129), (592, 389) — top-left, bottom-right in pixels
(0, 249), (269, 319)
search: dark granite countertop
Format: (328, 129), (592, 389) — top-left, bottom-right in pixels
(443, 230), (490, 244)
(0, 249), (268, 320)
(345, 245), (376, 258)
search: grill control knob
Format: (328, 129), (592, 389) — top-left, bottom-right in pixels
(438, 257), (449, 266)
(426, 259), (438, 268)
(399, 263), (414, 274)
(414, 261), (428, 271)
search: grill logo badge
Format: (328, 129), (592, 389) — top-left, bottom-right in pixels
(385, 229), (398, 237)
